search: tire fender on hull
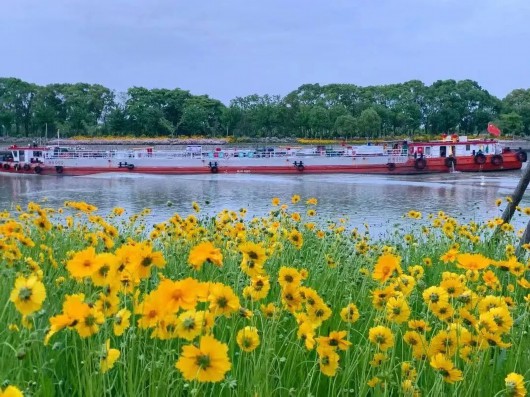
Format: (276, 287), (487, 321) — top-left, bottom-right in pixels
(444, 157), (457, 167)
(414, 158), (427, 170)
(491, 155), (503, 166)
(474, 153), (486, 165)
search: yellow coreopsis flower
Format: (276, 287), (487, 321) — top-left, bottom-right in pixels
(0, 385), (24, 397)
(368, 326), (395, 351)
(287, 229), (303, 249)
(505, 372), (527, 397)
(316, 330), (351, 351)
(239, 241), (267, 267)
(429, 353), (463, 384)
(66, 246), (99, 280)
(385, 296), (411, 324)
(100, 339), (120, 373)
(456, 253), (490, 271)
(175, 335), (232, 383)
(316, 345), (340, 377)
(207, 283), (240, 318)
(372, 253), (401, 283)
(340, 303), (360, 323)
(278, 266), (302, 288)
(188, 242), (223, 270)
(9, 275), (46, 315)
(236, 326), (260, 352)
(113, 308), (131, 336)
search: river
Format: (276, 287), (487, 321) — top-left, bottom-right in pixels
(1, 170), (529, 238)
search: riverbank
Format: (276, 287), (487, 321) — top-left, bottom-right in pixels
(1, 135), (529, 149)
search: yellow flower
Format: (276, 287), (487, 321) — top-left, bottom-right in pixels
(113, 308), (131, 336)
(236, 326), (260, 352)
(287, 229), (303, 249)
(278, 266), (302, 288)
(291, 194), (301, 204)
(372, 253), (401, 283)
(100, 339), (120, 373)
(367, 377), (381, 388)
(260, 303), (279, 319)
(408, 319), (431, 332)
(456, 253), (490, 271)
(385, 296), (411, 324)
(316, 345), (340, 377)
(207, 283), (240, 318)
(429, 353), (463, 384)
(440, 248), (458, 263)
(239, 241), (267, 267)
(505, 372), (527, 397)
(369, 353), (387, 367)
(422, 286), (449, 306)
(316, 330), (351, 351)
(9, 275), (46, 315)
(175, 335), (232, 383)
(340, 303), (360, 323)
(157, 278), (199, 313)
(0, 385), (24, 397)
(188, 242), (223, 270)
(176, 310), (207, 341)
(271, 197), (280, 206)
(66, 246), (98, 280)
(243, 275), (270, 301)
(76, 306), (105, 338)
(306, 197), (318, 205)
(368, 326), (394, 351)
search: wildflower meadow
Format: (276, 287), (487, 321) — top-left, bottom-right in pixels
(0, 196), (528, 396)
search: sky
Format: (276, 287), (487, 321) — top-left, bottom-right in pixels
(1, 0), (529, 103)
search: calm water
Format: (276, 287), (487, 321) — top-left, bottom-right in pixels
(1, 170), (529, 238)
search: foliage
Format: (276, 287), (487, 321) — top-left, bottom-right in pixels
(1, 77), (529, 139)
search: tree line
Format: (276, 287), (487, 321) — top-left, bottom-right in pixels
(1, 77), (529, 139)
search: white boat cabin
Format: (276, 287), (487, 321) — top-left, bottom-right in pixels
(408, 136), (502, 158)
(2, 145), (47, 164)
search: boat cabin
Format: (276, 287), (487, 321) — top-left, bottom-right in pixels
(408, 136), (501, 158)
(5, 145), (47, 164)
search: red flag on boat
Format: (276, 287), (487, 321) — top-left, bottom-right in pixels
(487, 123), (501, 137)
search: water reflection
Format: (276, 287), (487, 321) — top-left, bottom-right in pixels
(1, 170), (528, 237)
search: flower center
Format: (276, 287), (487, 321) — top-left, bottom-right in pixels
(196, 354), (211, 369)
(18, 287), (32, 301)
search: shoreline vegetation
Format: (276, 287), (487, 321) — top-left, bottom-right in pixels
(1, 134), (528, 148)
(1, 77), (530, 141)
(0, 196), (528, 396)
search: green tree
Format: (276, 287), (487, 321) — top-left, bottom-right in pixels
(334, 114), (356, 138)
(357, 108), (381, 138)
(498, 112), (524, 137)
(503, 89), (530, 135)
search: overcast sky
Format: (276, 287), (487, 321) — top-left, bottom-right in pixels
(1, 0), (529, 103)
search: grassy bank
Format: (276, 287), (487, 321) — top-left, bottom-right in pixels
(0, 197), (528, 396)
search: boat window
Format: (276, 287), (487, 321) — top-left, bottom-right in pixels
(33, 151), (42, 157)
(0, 151), (13, 161)
(440, 146), (447, 157)
(466, 145), (470, 151)
(425, 147), (431, 155)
